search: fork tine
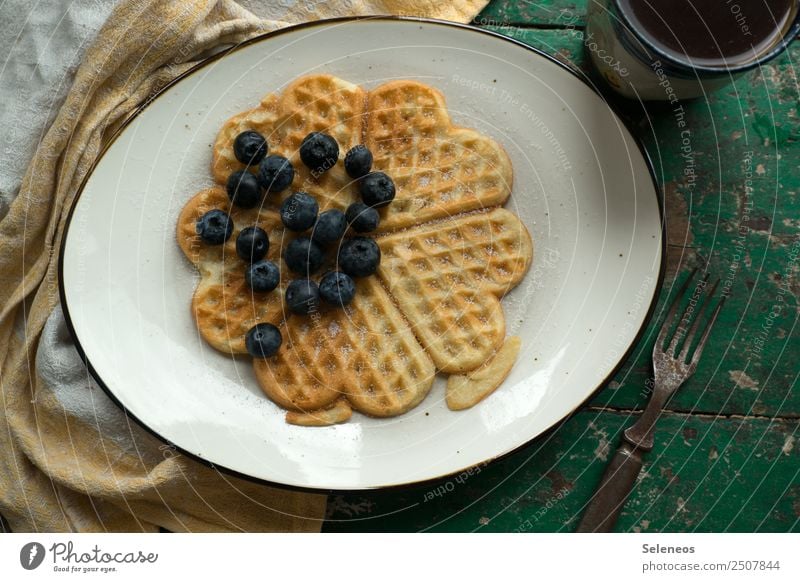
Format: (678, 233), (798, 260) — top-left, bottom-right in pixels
(666, 272), (709, 356)
(690, 294), (726, 366)
(678, 278), (720, 362)
(655, 267), (697, 355)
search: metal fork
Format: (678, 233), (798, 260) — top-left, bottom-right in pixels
(576, 269), (726, 532)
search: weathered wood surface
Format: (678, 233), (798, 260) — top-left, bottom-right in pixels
(325, 410), (799, 532)
(476, 0), (589, 27)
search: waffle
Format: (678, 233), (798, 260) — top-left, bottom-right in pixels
(211, 74), (365, 214)
(211, 93), (281, 184)
(377, 208), (532, 373)
(178, 74), (533, 423)
(366, 80), (513, 232)
(447, 336), (522, 410)
(176, 187), (291, 354)
(253, 277), (436, 418)
(286, 398), (353, 427)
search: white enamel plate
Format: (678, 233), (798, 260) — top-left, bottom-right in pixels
(61, 18), (663, 490)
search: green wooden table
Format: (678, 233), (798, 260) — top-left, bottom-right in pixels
(324, 0), (800, 533)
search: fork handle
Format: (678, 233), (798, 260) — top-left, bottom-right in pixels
(576, 440), (644, 532)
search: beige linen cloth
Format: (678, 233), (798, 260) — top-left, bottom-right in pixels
(0, 0), (488, 532)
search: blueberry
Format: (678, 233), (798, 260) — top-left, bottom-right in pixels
(226, 170), (261, 209)
(245, 260), (280, 293)
(345, 202), (380, 233)
(196, 209), (233, 245)
(258, 155), (294, 193)
(245, 323), (282, 358)
(299, 132), (339, 174)
(311, 209), (347, 245)
(280, 192), (318, 232)
(285, 279), (320, 315)
(236, 226), (270, 263)
(233, 130), (268, 166)
(337, 237), (381, 278)
(319, 271), (356, 307)
(344, 145), (373, 179)
(360, 172), (396, 208)
(283, 236), (324, 275)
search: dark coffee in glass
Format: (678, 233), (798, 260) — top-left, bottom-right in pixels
(619, 0), (797, 66)
(586, 0), (800, 99)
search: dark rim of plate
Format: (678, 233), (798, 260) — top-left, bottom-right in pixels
(58, 15), (667, 496)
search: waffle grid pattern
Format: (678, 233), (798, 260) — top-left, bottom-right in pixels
(377, 208), (531, 373)
(366, 81), (512, 231)
(254, 278), (436, 417)
(178, 187), (292, 353)
(177, 75), (533, 422)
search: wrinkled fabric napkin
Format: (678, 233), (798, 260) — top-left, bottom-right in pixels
(0, 0), (489, 532)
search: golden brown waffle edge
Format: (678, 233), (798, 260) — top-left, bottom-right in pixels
(177, 74), (533, 422)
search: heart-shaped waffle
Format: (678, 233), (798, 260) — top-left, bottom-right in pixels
(377, 208), (532, 373)
(177, 74), (533, 424)
(366, 80), (513, 231)
(211, 75), (365, 213)
(254, 277), (436, 417)
(177, 187), (287, 354)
